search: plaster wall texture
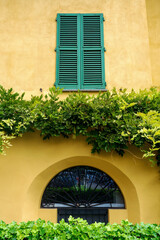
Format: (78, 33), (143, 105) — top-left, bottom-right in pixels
(0, 0), (153, 98)
(0, 0), (160, 224)
(146, 0), (160, 86)
(0, 133), (159, 224)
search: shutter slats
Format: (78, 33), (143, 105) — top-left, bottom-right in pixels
(83, 16), (101, 47)
(60, 16), (77, 47)
(59, 50), (78, 85)
(56, 14), (105, 89)
(56, 15), (79, 88)
(82, 15), (104, 88)
(83, 50), (102, 85)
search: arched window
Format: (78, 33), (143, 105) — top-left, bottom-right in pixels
(41, 166), (125, 223)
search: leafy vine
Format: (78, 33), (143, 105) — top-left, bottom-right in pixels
(0, 85), (159, 166)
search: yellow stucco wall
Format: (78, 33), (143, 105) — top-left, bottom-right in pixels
(0, 132), (159, 224)
(146, 0), (160, 86)
(0, 0), (160, 224)
(0, 0), (153, 97)
(108, 209), (128, 224)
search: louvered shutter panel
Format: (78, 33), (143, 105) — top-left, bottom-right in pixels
(55, 14), (80, 89)
(81, 14), (105, 89)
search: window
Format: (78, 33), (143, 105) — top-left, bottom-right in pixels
(55, 14), (106, 90)
(41, 166), (125, 223)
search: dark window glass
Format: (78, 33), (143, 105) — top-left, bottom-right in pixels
(41, 166), (125, 209)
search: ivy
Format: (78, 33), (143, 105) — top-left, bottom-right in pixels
(0, 85), (160, 166)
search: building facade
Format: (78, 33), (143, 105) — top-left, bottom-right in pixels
(0, 0), (160, 224)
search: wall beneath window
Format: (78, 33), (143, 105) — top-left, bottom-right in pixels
(0, 0), (154, 97)
(0, 132), (159, 224)
(146, 0), (160, 87)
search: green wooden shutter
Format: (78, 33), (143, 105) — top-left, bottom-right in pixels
(81, 14), (106, 89)
(55, 13), (106, 90)
(55, 14), (80, 89)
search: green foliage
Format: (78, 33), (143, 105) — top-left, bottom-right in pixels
(0, 85), (160, 166)
(0, 218), (159, 239)
(0, 120), (15, 154)
(132, 111), (160, 165)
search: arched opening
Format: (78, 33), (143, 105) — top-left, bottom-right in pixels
(41, 166), (125, 223)
(22, 156), (140, 223)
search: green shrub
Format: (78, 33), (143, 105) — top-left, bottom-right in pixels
(0, 217), (159, 240)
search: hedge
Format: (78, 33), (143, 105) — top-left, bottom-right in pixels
(0, 217), (159, 240)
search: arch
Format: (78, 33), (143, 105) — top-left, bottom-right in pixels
(41, 165), (125, 209)
(22, 156), (140, 223)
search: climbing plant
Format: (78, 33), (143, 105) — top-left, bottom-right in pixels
(0, 85), (159, 166)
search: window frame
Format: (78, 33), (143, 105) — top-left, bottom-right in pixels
(55, 13), (106, 90)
